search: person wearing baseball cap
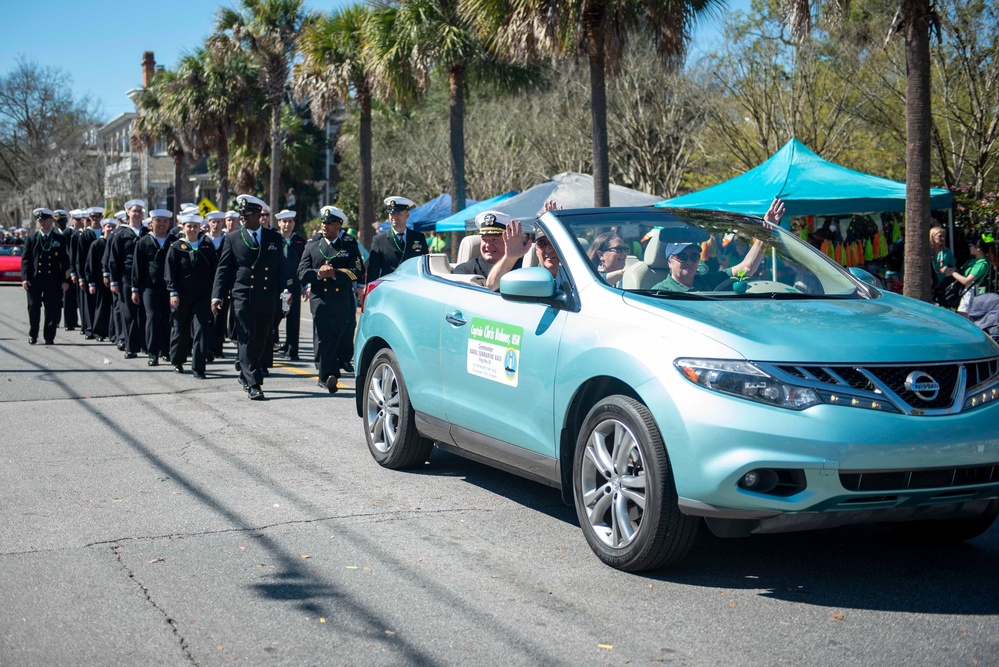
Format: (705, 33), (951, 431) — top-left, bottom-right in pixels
(297, 205), (364, 394)
(365, 195), (427, 283)
(21, 208), (71, 344)
(211, 194), (291, 400)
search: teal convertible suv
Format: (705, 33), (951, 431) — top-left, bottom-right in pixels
(354, 207), (999, 571)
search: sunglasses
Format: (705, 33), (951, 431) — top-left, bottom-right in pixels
(602, 245), (628, 253)
(671, 252), (700, 263)
(536, 238), (552, 249)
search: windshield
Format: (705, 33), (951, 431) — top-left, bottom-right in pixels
(0, 245), (23, 256)
(552, 208), (868, 299)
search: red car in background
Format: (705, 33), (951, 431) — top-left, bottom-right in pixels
(0, 245), (24, 283)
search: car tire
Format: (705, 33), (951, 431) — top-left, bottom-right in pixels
(362, 348), (433, 470)
(572, 395), (699, 571)
(884, 499), (999, 544)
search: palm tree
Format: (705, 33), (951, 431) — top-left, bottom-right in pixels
(468, 0), (721, 207)
(130, 68), (189, 216)
(387, 0), (546, 222)
(170, 37), (266, 210)
(216, 0), (317, 212)
(295, 3), (422, 250)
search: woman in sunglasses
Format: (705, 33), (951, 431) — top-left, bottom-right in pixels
(587, 232), (629, 286)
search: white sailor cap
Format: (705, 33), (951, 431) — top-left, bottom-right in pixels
(224, 210), (239, 219)
(141, 217), (150, 227)
(53, 209), (68, 217)
(205, 211), (225, 221)
(181, 202), (196, 211)
(33, 207), (54, 219)
(474, 210), (512, 235)
(180, 205), (199, 216)
(149, 209), (173, 219)
(179, 213), (204, 225)
(124, 199), (146, 210)
(235, 194), (266, 213)
(70, 209), (85, 218)
(114, 211), (127, 221)
(275, 209), (296, 221)
(320, 205), (347, 224)
(102, 217), (118, 227)
(384, 196), (416, 212)
(87, 206), (105, 215)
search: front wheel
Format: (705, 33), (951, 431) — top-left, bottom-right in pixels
(573, 395), (699, 571)
(361, 348), (433, 469)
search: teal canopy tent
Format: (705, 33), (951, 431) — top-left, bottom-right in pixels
(435, 190), (519, 232)
(656, 139), (952, 220)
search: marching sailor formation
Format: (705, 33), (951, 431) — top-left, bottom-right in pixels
(17, 193), (426, 401)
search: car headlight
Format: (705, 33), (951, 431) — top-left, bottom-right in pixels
(675, 359), (822, 410)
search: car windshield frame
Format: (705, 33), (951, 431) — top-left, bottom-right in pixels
(548, 207), (873, 300)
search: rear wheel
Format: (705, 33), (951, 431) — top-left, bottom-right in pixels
(573, 395), (699, 571)
(885, 499), (999, 543)
(362, 348), (433, 469)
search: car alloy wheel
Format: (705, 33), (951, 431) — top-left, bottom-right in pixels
(573, 395), (698, 571)
(362, 349), (433, 469)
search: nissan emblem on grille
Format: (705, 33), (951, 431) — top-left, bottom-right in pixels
(904, 370), (941, 401)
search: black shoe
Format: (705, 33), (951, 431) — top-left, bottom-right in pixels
(193, 371), (206, 380)
(173, 365), (184, 374)
(65, 326), (76, 331)
(96, 337), (105, 342)
(262, 368), (270, 377)
(44, 339), (54, 345)
(234, 361), (241, 372)
(124, 351), (137, 359)
(117, 342), (126, 351)
(28, 337), (37, 345)
(206, 354), (215, 363)
(148, 357), (159, 366)
(238, 376), (248, 390)
(162, 354), (170, 362)
(85, 334), (95, 340)
(340, 360), (354, 374)
(288, 353), (300, 361)
(248, 386), (264, 400)
(326, 376), (339, 394)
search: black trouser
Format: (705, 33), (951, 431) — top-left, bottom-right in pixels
(234, 306), (275, 388)
(118, 288), (143, 354)
(26, 287), (63, 342)
(63, 281), (78, 328)
(91, 286), (112, 338)
(337, 306), (356, 366)
(141, 287), (171, 359)
(273, 289), (302, 355)
(313, 302), (350, 382)
(170, 294), (212, 373)
(79, 283), (95, 336)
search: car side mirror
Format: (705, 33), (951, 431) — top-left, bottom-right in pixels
(847, 266), (884, 289)
(499, 267), (556, 301)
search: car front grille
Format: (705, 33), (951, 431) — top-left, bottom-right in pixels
(840, 463), (999, 492)
(769, 357), (999, 415)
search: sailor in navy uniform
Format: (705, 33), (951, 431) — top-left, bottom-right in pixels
(105, 199), (148, 357)
(20, 208), (70, 344)
(131, 209), (176, 365)
(211, 194), (291, 400)
(85, 216), (118, 341)
(70, 209), (97, 337)
(205, 211), (228, 361)
(273, 209), (306, 360)
(166, 213), (218, 378)
(53, 210), (78, 331)
(297, 206), (365, 394)
(364, 196), (428, 283)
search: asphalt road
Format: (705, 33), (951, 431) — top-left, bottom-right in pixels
(1, 284), (997, 667)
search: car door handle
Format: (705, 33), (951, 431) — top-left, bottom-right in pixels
(445, 311), (467, 326)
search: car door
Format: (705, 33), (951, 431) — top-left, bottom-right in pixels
(440, 285), (566, 461)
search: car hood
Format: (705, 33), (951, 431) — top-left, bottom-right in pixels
(623, 290), (998, 364)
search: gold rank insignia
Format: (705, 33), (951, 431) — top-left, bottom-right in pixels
(180, 243), (189, 250)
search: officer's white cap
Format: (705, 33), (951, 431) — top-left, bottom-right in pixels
(53, 209), (68, 217)
(124, 199), (146, 210)
(149, 209), (173, 219)
(474, 210), (512, 235)
(275, 209), (296, 221)
(179, 213), (204, 224)
(32, 207), (54, 218)
(384, 196), (416, 212)
(320, 205), (347, 224)
(205, 211), (225, 221)
(235, 194), (266, 211)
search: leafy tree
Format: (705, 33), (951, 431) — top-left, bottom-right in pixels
(216, 0), (317, 211)
(467, 0), (722, 207)
(131, 68), (191, 216)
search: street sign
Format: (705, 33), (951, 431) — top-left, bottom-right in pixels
(198, 198), (219, 216)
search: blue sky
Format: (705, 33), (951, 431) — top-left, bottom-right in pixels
(2, 0), (747, 124)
